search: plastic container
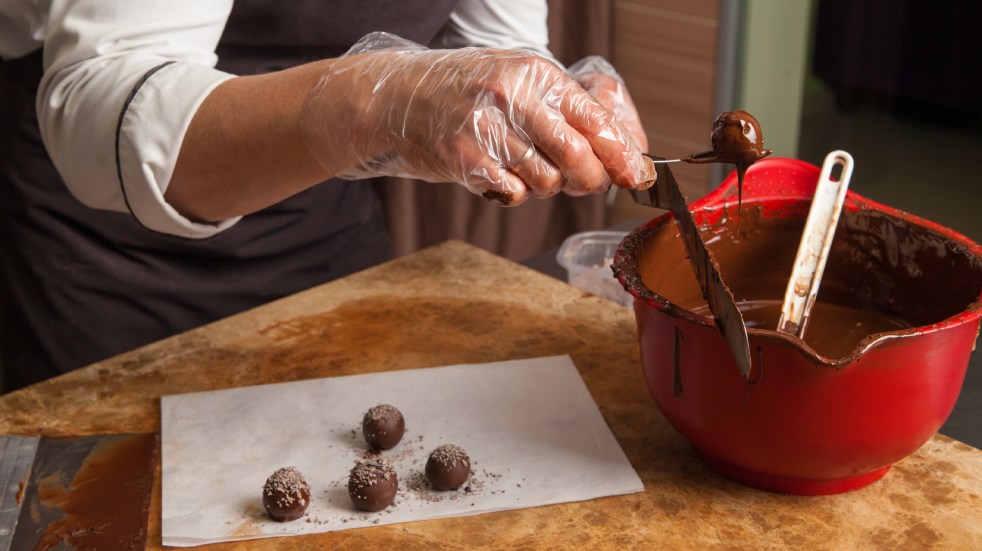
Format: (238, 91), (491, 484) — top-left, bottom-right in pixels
(556, 231), (631, 307)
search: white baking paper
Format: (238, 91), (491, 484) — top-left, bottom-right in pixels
(160, 355), (643, 546)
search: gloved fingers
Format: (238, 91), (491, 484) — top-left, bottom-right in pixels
(565, 57), (653, 187)
(618, 115), (649, 153)
(577, 71), (649, 151)
(463, 104), (563, 201)
(517, 99), (612, 196)
(491, 62), (644, 195)
(465, 156), (531, 206)
(504, 140), (564, 199)
(460, 126), (564, 204)
(439, 129), (530, 206)
(553, 86), (650, 190)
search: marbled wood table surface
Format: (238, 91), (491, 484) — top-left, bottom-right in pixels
(1, 241), (979, 550)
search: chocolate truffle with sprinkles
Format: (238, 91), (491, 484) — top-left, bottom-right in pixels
(361, 404), (405, 450)
(425, 444), (471, 491)
(348, 458), (399, 511)
(262, 467), (310, 522)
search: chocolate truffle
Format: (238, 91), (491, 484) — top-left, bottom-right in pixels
(684, 110), (773, 209)
(262, 466), (310, 522)
(348, 459), (398, 512)
(425, 444), (471, 491)
(362, 404), (405, 450)
(686, 110), (772, 166)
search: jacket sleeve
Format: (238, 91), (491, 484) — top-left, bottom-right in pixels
(37, 0), (240, 238)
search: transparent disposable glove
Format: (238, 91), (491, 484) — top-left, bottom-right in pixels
(568, 56), (649, 153)
(300, 32), (654, 206)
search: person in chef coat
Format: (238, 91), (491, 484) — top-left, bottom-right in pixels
(0, 0), (650, 391)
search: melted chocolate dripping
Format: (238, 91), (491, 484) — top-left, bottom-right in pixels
(682, 110), (773, 215)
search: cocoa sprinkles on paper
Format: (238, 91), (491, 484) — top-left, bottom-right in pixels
(282, 423), (506, 527)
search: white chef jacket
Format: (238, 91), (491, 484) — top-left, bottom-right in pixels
(0, 0), (549, 238)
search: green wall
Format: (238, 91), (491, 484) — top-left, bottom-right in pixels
(734, 0), (813, 158)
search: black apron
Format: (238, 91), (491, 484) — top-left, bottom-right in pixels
(0, 0), (459, 391)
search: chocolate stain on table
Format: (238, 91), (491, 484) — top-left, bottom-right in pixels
(11, 433), (157, 551)
(256, 295), (588, 381)
(0, 240), (980, 549)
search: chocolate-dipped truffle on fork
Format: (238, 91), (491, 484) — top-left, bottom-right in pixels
(684, 109), (773, 208)
(685, 110), (772, 166)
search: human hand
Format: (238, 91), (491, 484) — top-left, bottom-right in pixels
(568, 56), (648, 153)
(300, 32), (654, 206)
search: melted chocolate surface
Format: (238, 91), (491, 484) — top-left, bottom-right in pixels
(14, 434), (156, 550)
(617, 202), (982, 360)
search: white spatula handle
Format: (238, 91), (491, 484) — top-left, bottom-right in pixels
(777, 150), (854, 337)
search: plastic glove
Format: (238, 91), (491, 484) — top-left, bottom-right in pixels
(568, 56), (649, 153)
(300, 32), (654, 206)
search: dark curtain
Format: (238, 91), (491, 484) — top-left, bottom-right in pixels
(813, 0), (982, 120)
(375, 0), (614, 261)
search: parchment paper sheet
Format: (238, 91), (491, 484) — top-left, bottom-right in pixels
(160, 355), (643, 546)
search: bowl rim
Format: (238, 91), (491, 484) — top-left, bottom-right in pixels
(612, 157), (982, 367)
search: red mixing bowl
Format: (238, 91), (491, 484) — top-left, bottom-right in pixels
(613, 157), (982, 495)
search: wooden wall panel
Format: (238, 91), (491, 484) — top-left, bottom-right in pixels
(618, 0), (717, 19)
(612, 0), (719, 201)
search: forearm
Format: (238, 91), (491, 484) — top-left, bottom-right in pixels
(295, 36), (652, 206)
(166, 61), (336, 222)
(35, 0), (247, 238)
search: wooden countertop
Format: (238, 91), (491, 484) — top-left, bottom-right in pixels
(1, 241), (980, 550)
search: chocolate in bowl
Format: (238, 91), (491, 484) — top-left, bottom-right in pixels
(613, 157), (982, 495)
